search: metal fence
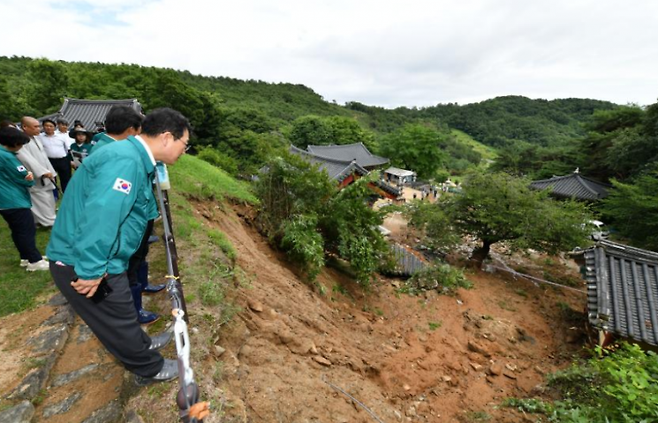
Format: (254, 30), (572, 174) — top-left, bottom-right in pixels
(390, 243), (427, 276)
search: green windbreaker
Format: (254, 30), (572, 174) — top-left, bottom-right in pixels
(47, 136), (159, 279)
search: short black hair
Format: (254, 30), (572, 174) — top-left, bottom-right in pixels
(56, 118), (69, 125)
(104, 106), (142, 135)
(0, 119), (15, 129)
(0, 127), (31, 147)
(42, 118), (56, 127)
(141, 108), (191, 140)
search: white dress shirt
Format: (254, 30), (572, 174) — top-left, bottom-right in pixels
(39, 133), (69, 159)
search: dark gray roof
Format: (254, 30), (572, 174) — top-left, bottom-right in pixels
(306, 143), (389, 168)
(38, 98), (142, 131)
(530, 173), (610, 200)
(374, 180), (402, 197)
(289, 145), (369, 182)
(583, 240), (658, 346)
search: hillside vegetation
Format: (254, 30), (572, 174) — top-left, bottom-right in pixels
(1, 56), (616, 180)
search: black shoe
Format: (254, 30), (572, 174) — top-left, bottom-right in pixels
(134, 359), (179, 386)
(138, 309), (160, 325)
(143, 283), (167, 294)
(149, 330), (174, 351)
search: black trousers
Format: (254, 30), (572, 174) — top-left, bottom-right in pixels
(49, 262), (164, 377)
(127, 219), (155, 286)
(0, 208), (42, 263)
(49, 157), (71, 193)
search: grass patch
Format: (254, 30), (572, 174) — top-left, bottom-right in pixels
(497, 300), (517, 312)
(169, 155), (257, 204)
(0, 223), (56, 317)
(463, 410), (491, 422)
(428, 321), (442, 331)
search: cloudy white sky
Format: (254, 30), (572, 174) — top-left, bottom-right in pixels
(2, 0), (657, 108)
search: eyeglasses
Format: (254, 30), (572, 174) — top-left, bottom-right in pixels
(177, 138), (191, 152)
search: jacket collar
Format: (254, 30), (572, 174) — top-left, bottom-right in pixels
(126, 135), (156, 175)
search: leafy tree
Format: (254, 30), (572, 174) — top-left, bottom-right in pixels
(288, 115), (375, 149)
(599, 173), (658, 250)
(408, 172), (591, 263)
(379, 124), (449, 180)
(255, 154), (388, 283)
(26, 59), (69, 114)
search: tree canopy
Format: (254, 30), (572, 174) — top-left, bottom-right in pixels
(409, 172), (592, 262)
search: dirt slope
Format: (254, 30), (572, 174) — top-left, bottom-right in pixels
(208, 205), (587, 422)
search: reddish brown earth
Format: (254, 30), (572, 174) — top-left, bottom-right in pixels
(0, 203), (588, 423)
(207, 205), (587, 423)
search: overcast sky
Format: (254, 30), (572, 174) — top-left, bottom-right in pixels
(2, 0), (657, 108)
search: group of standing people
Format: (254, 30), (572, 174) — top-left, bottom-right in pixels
(1, 105), (192, 385)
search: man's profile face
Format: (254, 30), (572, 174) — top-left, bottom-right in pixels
(23, 120), (41, 137)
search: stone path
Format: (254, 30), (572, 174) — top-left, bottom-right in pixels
(0, 293), (142, 423)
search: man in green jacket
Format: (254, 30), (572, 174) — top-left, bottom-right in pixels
(89, 105), (165, 324)
(47, 108), (191, 385)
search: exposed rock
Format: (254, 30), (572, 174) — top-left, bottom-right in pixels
(9, 354), (56, 400)
(403, 384), (411, 391)
(43, 305), (75, 326)
(488, 362), (503, 376)
(214, 345), (226, 356)
(51, 364), (100, 387)
(248, 299), (264, 312)
(125, 410), (145, 423)
(27, 324), (68, 354)
(43, 392), (82, 418)
(406, 406), (417, 417)
(505, 363), (518, 372)
(77, 324), (94, 343)
(0, 401), (35, 423)
(467, 340), (491, 357)
(48, 293), (69, 306)
(469, 362), (483, 371)
(82, 401), (123, 423)
(313, 356), (332, 366)
(503, 370), (517, 380)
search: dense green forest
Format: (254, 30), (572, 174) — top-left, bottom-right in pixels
(2, 56), (658, 249)
(0, 56), (618, 179)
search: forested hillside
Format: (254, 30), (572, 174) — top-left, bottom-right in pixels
(1, 56), (618, 180)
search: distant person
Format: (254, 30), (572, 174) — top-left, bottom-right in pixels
(90, 105), (143, 153)
(69, 127), (94, 168)
(16, 117), (57, 227)
(55, 118), (73, 147)
(1, 119), (17, 129)
(0, 127), (49, 271)
(47, 108), (192, 385)
(40, 118), (72, 192)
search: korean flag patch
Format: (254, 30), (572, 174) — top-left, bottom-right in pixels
(113, 178), (132, 195)
(16, 165), (26, 172)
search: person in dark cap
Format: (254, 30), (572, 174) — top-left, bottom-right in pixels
(69, 127), (94, 167)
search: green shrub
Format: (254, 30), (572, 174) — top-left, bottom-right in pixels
(407, 262), (472, 295)
(547, 342), (658, 422)
(280, 215), (325, 281)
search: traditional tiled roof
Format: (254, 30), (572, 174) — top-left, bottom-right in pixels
(582, 240), (658, 346)
(306, 143), (389, 168)
(385, 167), (416, 178)
(530, 173), (610, 200)
(374, 180), (403, 197)
(38, 98), (142, 131)
(289, 145), (369, 183)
